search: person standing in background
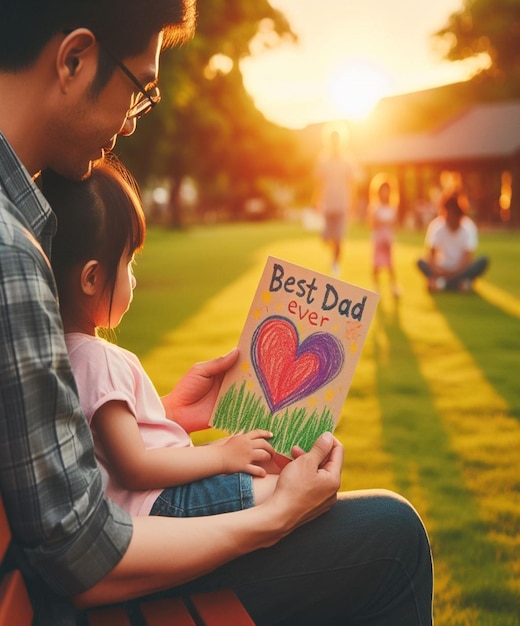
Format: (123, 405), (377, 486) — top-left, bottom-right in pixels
(370, 180), (400, 296)
(313, 129), (355, 276)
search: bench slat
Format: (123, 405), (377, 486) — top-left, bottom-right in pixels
(87, 605), (133, 626)
(190, 589), (255, 626)
(0, 496), (11, 558)
(0, 570), (34, 626)
(141, 597), (196, 626)
(0, 496), (34, 626)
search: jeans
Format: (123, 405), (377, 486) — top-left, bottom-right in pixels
(149, 472), (254, 517)
(417, 256), (489, 290)
(141, 489), (434, 625)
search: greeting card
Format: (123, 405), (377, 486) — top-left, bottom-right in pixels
(210, 256), (379, 457)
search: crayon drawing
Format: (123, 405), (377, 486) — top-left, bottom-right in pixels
(212, 381), (335, 456)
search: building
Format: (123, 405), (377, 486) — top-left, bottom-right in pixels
(358, 100), (520, 227)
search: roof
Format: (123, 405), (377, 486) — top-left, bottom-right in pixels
(359, 100), (520, 165)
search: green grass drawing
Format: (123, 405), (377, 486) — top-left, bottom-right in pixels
(213, 381), (335, 456)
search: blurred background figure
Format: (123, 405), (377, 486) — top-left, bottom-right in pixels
(417, 192), (489, 292)
(313, 129), (356, 275)
(369, 177), (400, 297)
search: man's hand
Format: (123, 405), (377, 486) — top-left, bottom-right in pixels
(161, 348), (239, 433)
(263, 432), (343, 537)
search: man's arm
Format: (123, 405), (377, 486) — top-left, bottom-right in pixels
(0, 244), (132, 595)
(74, 433), (342, 608)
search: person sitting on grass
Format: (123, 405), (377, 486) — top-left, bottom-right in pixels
(417, 192), (489, 292)
(44, 158), (280, 520)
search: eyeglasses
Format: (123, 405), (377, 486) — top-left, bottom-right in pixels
(97, 41), (161, 120)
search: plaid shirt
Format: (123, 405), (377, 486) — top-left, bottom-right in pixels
(0, 133), (132, 613)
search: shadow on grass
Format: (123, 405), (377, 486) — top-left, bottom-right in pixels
(373, 301), (520, 620)
(431, 291), (520, 420)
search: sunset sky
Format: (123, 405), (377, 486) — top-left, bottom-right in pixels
(241, 0), (487, 128)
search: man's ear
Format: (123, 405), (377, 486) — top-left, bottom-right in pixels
(80, 260), (101, 296)
(56, 28), (97, 90)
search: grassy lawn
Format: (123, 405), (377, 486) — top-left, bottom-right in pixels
(118, 219), (520, 625)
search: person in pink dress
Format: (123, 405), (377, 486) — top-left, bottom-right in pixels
(370, 181), (400, 296)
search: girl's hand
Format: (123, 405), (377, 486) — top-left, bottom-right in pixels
(219, 430), (274, 477)
(161, 348), (239, 432)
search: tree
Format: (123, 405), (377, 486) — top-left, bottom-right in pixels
(117, 0), (306, 226)
(434, 0), (520, 91)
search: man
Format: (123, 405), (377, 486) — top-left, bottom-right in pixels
(418, 193), (489, 292)
(313, 129), (356, 276)
(0, 2), (433, 624)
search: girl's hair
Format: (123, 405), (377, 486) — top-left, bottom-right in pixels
(43, 157), (146, 325)
(367, 172), (399, 213)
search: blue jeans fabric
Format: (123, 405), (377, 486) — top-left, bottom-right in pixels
(417, 256), (489, 290)
(149, 472), (254, 517)
(137, 489), (434, 625)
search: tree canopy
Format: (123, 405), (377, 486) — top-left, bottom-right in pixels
(435, 0), (520, 90)
(116, 0), (308, 224)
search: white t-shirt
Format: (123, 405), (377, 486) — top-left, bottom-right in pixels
(66, 333), (192, 516)
(425, 215), (478, 249)
(429, 222), (475, 270)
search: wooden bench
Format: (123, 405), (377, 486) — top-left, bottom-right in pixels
(0, 495), (254, 625)
(0, 494), (33, 626)
(85, 588), (255, 626)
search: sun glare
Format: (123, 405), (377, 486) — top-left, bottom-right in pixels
(328, 58), (390, 120)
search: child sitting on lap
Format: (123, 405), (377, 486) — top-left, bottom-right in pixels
(43, 158), (278, 519)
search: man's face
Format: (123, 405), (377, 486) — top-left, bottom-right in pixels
(446, 208), (462, 231)
(47, 32), (162, 181)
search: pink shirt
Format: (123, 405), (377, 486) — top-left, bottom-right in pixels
(65, 333), (192, 516)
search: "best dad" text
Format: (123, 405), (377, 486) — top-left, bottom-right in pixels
(269, 263), (367, 321)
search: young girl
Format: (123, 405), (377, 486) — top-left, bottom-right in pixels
(370, 180), (400, 296)
(43, 158), (278, 519)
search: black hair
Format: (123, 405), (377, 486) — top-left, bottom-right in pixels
(42, 157), (146, 327)
(0, 0), (196, 91)
(444, 193), (465, 217)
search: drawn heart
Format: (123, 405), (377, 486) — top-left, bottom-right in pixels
(251, 315), (345, 413)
